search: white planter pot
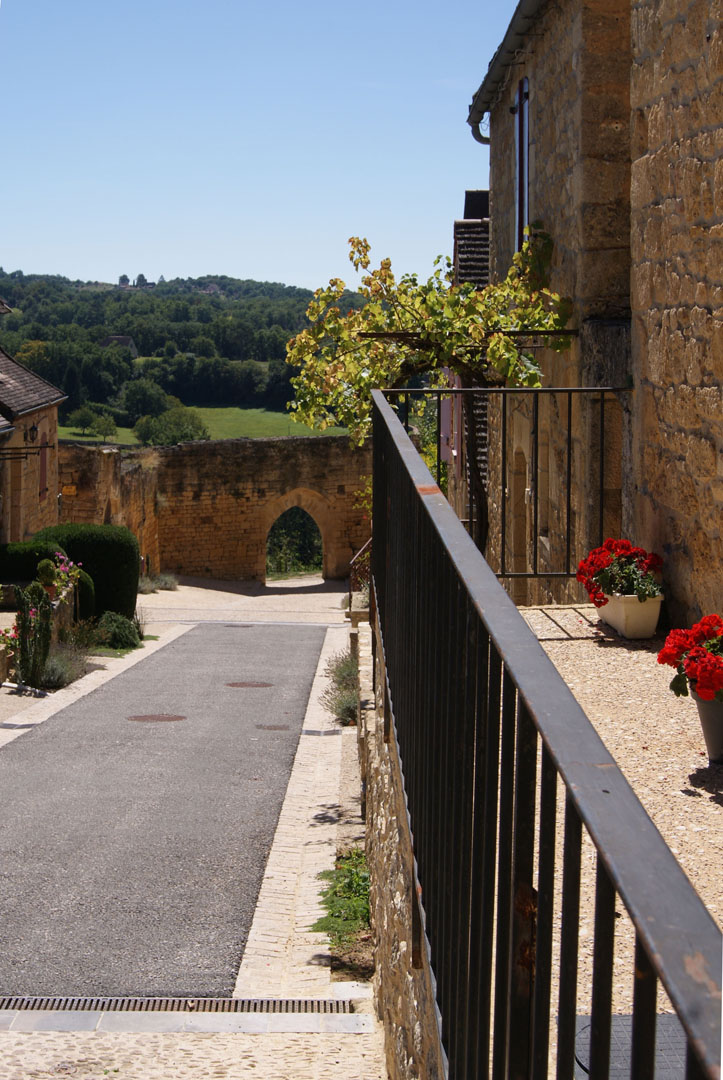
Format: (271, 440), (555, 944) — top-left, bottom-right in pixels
(598, 593), (663, 639)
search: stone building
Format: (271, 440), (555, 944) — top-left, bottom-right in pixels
(0, 346), (66, 542)
(466, 0), (721, 621)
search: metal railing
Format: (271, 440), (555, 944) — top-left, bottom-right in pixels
(370, 390), (721, 1079)
(384, 386), (630, 579)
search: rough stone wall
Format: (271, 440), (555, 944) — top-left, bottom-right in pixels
(358, 623), (446, 1080)
(482, 0), (630, 602)
(58, 445), (161, 574)
(0, 406), (61, 543)
(488, 0), (631, 336)
(154, 437), (370, 580)
(59, 437), (370, 582)
(629, 0), (723, 623)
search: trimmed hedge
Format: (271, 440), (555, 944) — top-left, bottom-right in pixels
(77, 568), (95, 621)
(34, 524), (139, 619)
(0, 541), (68, 584)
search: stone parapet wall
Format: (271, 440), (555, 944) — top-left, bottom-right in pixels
(629, 0), (722, 622)
(358, 622), (446, 1080)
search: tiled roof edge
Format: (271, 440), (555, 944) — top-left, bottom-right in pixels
(467, 0), (545, 125)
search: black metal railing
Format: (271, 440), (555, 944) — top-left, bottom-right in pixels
(371, 390), (721, 1080)
(384, 386), (630, 580)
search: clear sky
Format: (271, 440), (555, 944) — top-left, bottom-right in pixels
(1, 0), (515, 290)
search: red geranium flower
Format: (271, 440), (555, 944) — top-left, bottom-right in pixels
(577, 539), (663, 608)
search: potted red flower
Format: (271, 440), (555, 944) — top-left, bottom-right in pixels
(657, 614), (723, 763)
(577, 538), (663, 638)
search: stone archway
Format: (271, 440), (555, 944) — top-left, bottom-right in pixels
(258, 487), (336, 581)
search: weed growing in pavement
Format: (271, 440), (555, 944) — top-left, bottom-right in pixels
(40, 643), (88, 689)
(320, 649), (358, 725)
(138, 573), (178, 593)
(312, 848), (370, 946)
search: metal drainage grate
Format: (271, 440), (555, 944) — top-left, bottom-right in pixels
(226, 682), (272, 688)
(0, 996), (353, 1014)
(127, 715), (186, 723)
(256, 724), (290, 731)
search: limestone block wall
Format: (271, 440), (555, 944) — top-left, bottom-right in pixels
(482, 0), (631, 602)
(58, 445), (161, 574)
(629, 0), (723, 622)
(155, 437), (371, 580)
(488, 0), (631, 340)
(358, 623), (446, 1080)
(59, 437), (370, 582)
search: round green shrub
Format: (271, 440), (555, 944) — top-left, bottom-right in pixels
(97, 611), (140, 650)
(33, 524), (139, 619)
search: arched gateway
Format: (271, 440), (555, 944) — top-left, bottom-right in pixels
(58, 436), (372, 583)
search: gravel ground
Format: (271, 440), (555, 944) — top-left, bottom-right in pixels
(522, 604), (722, 1025)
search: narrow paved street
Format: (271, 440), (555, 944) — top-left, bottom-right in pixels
(0, 621), (325, 996)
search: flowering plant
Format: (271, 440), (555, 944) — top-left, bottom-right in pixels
(576, 538), (663, 608)
(52, 551), (81, 596)
(0, 622), (18, 654)
(657, 614), (723, 702)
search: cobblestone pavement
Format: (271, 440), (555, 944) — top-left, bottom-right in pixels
(0, 578), (387, 1079)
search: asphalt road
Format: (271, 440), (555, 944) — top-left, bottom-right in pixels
(0, 622), (325, 997)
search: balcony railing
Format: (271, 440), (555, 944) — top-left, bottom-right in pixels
(384, 386), (630, 583)
(370, 389), (721, 1079)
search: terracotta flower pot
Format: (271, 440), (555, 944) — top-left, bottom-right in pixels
(691, 690), (723, 765)
(598, 593), (663, 639)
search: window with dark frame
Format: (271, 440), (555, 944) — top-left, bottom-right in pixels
(513, 76), (529, 250)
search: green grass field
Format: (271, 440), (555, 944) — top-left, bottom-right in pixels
(58, 407), (346, 445)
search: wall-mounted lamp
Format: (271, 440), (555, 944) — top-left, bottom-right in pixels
(24, 422), (39, 444)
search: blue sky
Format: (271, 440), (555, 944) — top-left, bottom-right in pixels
(1, 0), (515, 290)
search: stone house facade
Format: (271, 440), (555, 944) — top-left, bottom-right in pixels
(466, 0), (721, 621)
(0, 346), (66, 543)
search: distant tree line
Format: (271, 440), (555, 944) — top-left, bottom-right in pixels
(0, 270), (361, 419)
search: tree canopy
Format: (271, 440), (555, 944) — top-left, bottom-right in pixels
(0, 269), (321, 417)
(286, 230), (572, 443)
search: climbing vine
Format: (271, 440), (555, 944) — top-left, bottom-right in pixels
(286, 226), (572, 443)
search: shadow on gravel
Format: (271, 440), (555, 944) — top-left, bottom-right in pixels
(685, 763), (723, 807)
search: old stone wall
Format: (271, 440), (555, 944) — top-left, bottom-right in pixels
(153, 437), (370, 580)
(358, 622), (446, 1080)
(58, 437), (370, 582)
(482, 0), (631, 603)
(488, 0), (631, 342)
(629, 0), (723, 623)
(58, 445), (161, 574)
